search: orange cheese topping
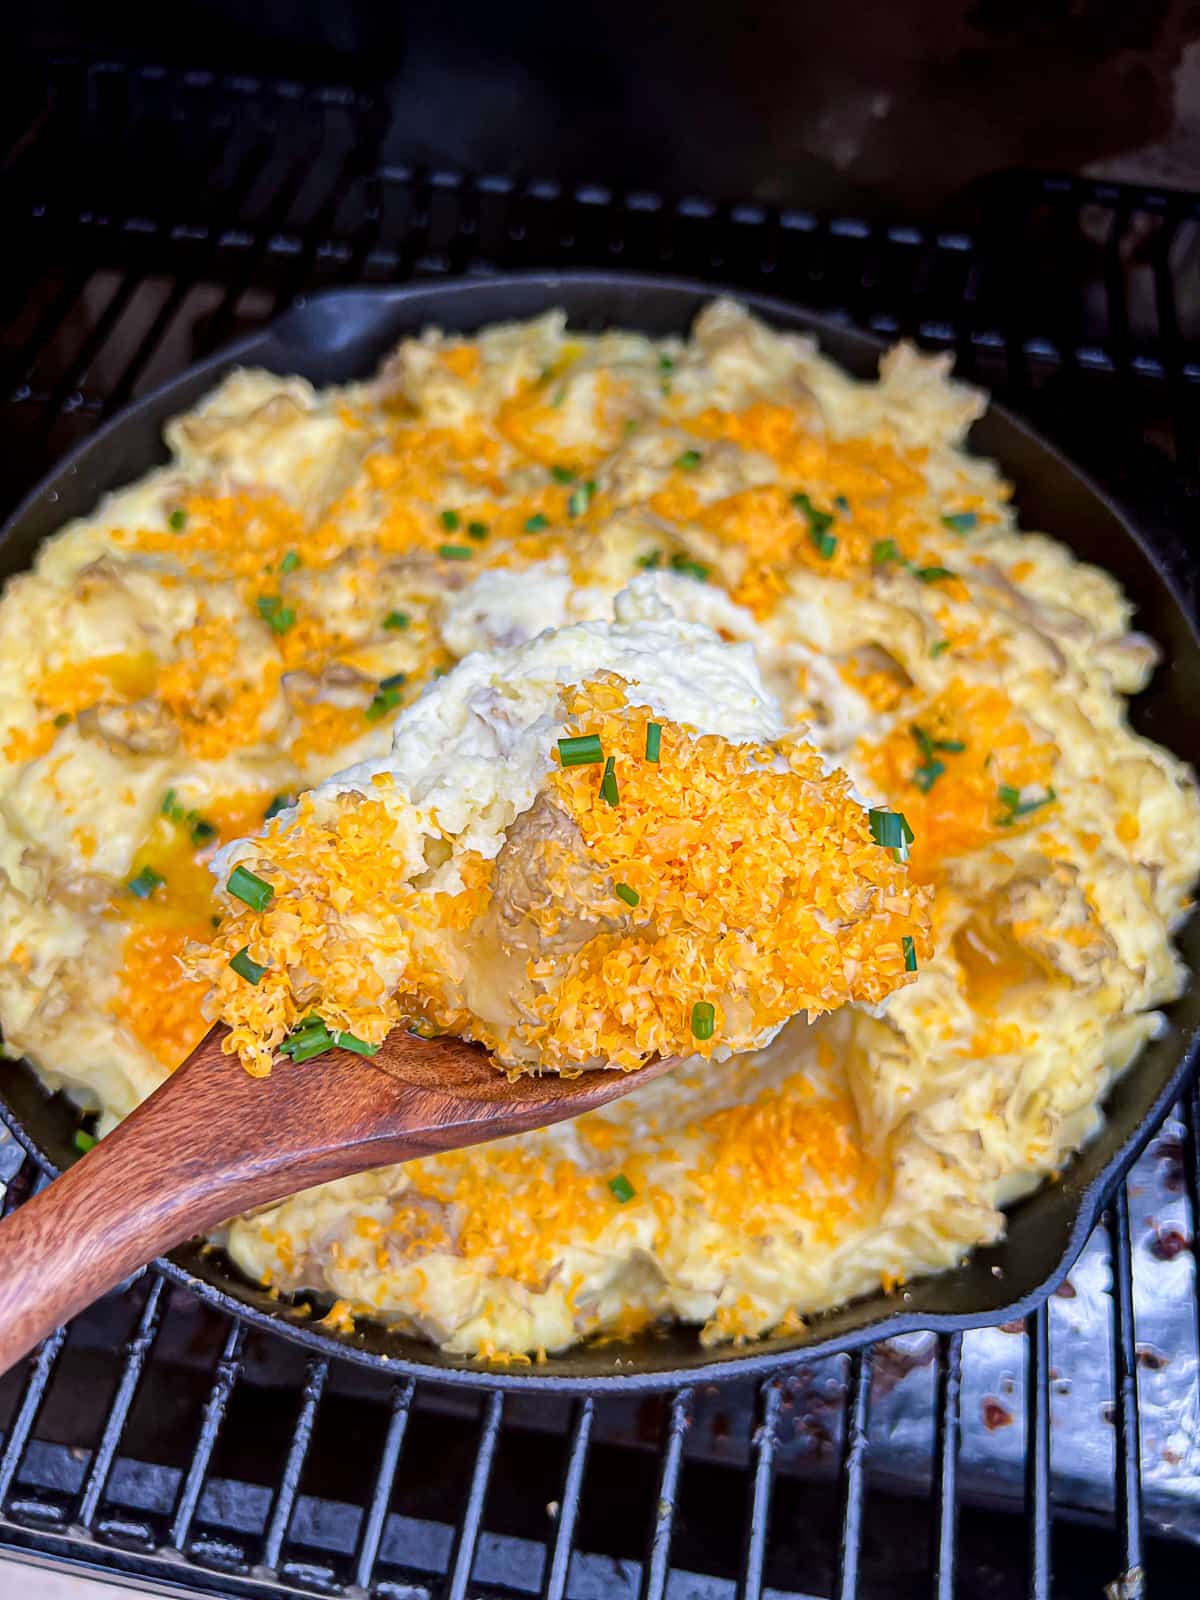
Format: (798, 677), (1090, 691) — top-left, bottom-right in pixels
(857, 681), (1058, 879)
(197, 682), (928, 1078)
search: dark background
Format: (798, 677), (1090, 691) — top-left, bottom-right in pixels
(7, 0), (1200, 219)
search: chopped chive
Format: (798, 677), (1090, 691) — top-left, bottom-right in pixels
(524, 512), (549, 532)
(624, 417), (640, 435)
(645, 722), (662, 763)
(226, 864), (274, 911)
(614, 882), (640, 907)
(868, 808), (914, 861)
(383, 610), (410, 630)
(941, 511), (978, 534)
(913, 758), (945, 793)
(279, 550), (302, 574)
(902, 935), (918, 972)
(280, 1023), (336, 1064)
(911, 725), (966, 761)
(608, 1173), (636, 1203)
(600, 755), (619, 807)
(550, 464), (576, 483)
(996, 784), (1057, 825)
(691, 1000), (716, 1041)
(379, 671), (407, 691)
(550, 384), (566, 407)
(557, 733), (604, 767)
(229, 946), (269, 984)
(438, 544), (473, 560)
(567, 480), (597, 518)
(813, 531), (837, 560)
(161, 787), (179, 818)
(872, 539), (901, 565)
(669, 551), (710, 581)
(333, 1029), (380, 1057)
(793, 486), (832, 537)
(73, 1129), (97, 1153)
(365, 686), (403, 721)
(912, 565), (956, 584)
(168, 508), (187, 531)
(190, 817), (217, 846)
(53, 712), (70, 727)
(264, 793), (294, 820)
(211, 913), (222, 928)
(637, 549), (662, 569)
(834, 494), (851, 514)
(128, 866), (163, 900)
(256, 595), (296, 633)
(930, 639), (950, 658)
(440, 509), (460, 531)
(675, 448), (702, 470)
(467, 520), (489, 541)
(658, 353), (675, 374)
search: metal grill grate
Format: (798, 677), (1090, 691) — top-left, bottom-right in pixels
(1, 56), (1199, 1600)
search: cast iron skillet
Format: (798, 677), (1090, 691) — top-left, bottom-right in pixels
(2, 272), (1198, 1391)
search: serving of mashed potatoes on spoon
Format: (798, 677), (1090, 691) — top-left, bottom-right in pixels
(1, 297), (1197, 1359)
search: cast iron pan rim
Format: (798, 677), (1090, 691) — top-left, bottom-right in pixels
(1, 269), (1197, 1392)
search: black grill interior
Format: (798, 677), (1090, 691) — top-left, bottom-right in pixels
(1, 56), (1199, 1600)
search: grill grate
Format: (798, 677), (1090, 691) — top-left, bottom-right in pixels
(1, 55), (1200, 1600)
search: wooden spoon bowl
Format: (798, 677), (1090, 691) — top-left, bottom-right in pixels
(0, 1025), (677, 1375)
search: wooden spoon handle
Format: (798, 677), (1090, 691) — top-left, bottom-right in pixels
(0, 1029), (434, 1373)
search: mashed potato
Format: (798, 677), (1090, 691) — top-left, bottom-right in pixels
(1, 299), (1197, 1355)
(193, 598), (927, 1077)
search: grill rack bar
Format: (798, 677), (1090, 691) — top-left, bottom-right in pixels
(0, 56), (1197, 1600)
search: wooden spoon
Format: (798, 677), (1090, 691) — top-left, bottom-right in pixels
(0, 1025), (677, 1375)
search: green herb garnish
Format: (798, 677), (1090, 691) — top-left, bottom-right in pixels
(872, 539), (901, 566)
(161, 788), (181, 819)
(834, 495), (851, 514)
(128, 866), (163, 899)
(190, 817), (216, 847)
(558, 733), (604, 767)
(256, 595), (296, 634)
(438, 544), (472, 560)
(792, 492), (837, 557)
(608, 1174), (636, 1203)
(645, 722), (662, 763)
(600, 755), (619, 807)
(902, 935), (917, 972)
(669, 552), (710, 581)
(168, 509), (187, 531)
(365, 686), (404, 721)
(912, 565), (955, 584)
(524, 513), (549, 532)
(637, 550), (662, 569)
(467, 521), (489, 541)
(615, 882), (640, 907)
(567, 480), (597, 518)
(550, 465), (576, 483)
(941, 512), (978, 535)
(868, 808), (914, 862)
(676, 449), (702, 470)
(440, 509), (460, 531)
(279, 550), (302, 574)
(383, 610), (410, 630)
(379, 671), (407, 691)
(658, 353), (675, 375)
(930, 640), (950, 659)
(264, 793), (294, 820)
(691, 1001), (716, 1041)
(226, 865), (274, 911)
(229, 947), (269, 985)
(910, 723), (965, 791)
(53, 712), (70, 727)
(996, 785), (1057, 826)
